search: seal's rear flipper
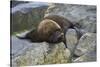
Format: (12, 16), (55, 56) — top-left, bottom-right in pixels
(16, 35), (26, 39)
(16, 30), (31, 39)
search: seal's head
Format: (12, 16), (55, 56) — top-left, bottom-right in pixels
(37, 19), (64, 43)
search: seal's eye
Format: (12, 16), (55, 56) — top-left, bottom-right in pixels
(56, 28), (62, 32)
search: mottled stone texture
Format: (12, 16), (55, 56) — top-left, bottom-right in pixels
(12, 37), (71, 66)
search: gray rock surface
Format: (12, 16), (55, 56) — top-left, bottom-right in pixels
(12, 36), (71, 66)
(78, 18), (96, 33)
(73, 50), (96, 62)
(65, 29), (78, 53)
(74, 33), (96, 56)
(11, 36), (31, 58)
(11, 2), (48, 14)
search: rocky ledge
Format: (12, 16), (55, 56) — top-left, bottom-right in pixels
(11, 3), (96, 66)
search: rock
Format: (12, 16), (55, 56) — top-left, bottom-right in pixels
(11, 2), (48, 14)
(73, 50), (96, 62)
(11, 1), (29, 8)
(11, 36), (36, 58)
(11, 2), (48, 33)
(11, 2), (97, 65)
(12, 36), (71, 66)
(77, 16), (96, 33)
(74, 33), (96, 56)
(65, 29), (78, 53)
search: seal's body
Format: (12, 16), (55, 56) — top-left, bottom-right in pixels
(17, 15), (78, 48)
(22, 19), (64, 43)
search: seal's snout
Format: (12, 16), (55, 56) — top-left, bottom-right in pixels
(58, 33), (64, 40)
(61, 33), (64, 37)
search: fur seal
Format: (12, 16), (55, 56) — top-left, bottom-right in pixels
(17, 15), (81, 48)
(18, 19), (65, 43)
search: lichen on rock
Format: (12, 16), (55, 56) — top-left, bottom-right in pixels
(12, 37), (71, 66)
